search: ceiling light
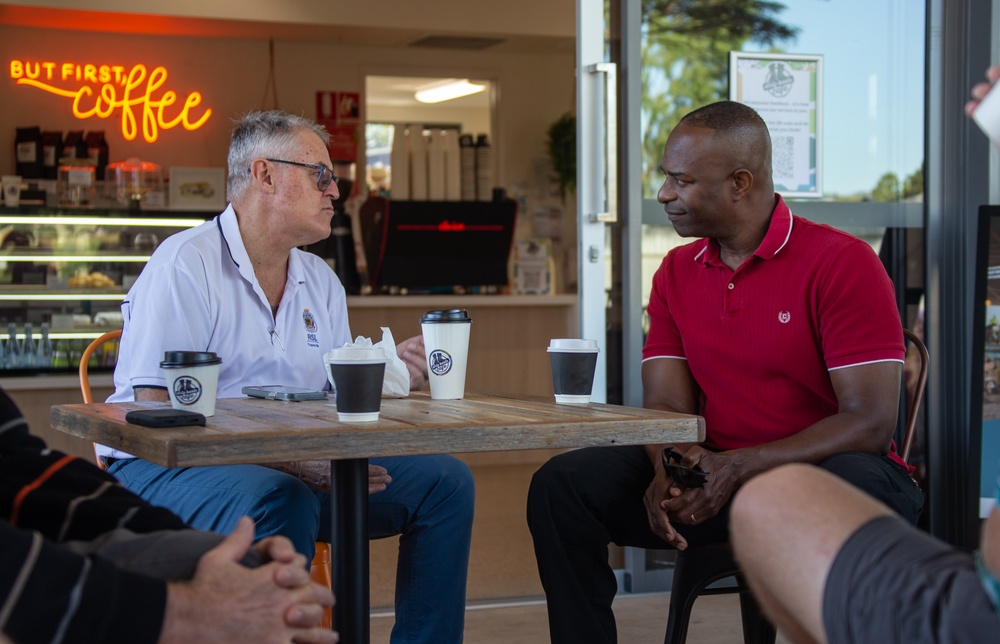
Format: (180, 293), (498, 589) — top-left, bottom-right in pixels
(414, 79), (486, 104)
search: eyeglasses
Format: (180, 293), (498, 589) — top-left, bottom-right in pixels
(661, 448), (708, 489)
(259, 158), (338, 191)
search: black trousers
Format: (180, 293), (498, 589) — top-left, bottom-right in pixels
(525, 445), (924, 644)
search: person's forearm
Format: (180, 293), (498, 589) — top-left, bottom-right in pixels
(723, 410), (895, 487)
(263, 460), (330, 491)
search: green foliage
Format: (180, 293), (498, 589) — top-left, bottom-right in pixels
(871, 172), (901, 202)
(903, 165), (924, 199)
(547, 112), (577, 203)
(640, 0), (798, 196)
(869, 165), (924, 202)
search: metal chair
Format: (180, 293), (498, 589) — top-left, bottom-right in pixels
(78, 330), (334, 629)
(663, 328), (929, 644)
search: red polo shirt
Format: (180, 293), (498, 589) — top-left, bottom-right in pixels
(643, 195), (904, 456)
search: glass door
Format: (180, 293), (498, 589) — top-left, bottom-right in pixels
(577, 0), (927, 592)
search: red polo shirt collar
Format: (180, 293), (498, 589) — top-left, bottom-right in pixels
(697, 194), (793, 266)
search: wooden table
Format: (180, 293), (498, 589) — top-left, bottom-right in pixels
(50, 391), (704, 644)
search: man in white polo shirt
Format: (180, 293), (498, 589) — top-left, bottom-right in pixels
(102, 110), (474, 644)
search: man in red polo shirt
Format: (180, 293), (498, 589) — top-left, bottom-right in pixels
(526, 100), (923, 643)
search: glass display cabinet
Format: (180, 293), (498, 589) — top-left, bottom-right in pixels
(0, 210), (209, 374)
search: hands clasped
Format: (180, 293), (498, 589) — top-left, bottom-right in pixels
(161, 517), (336, 643)
(643, 446), (741, 550)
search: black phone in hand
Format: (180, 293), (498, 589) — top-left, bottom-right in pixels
(661, 447), (708, 488)
(125, 409), (206, 428)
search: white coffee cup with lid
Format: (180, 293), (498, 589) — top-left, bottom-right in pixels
(160, 351), (222, 417)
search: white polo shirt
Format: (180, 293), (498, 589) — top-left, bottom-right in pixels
(101, 204), (351, 459)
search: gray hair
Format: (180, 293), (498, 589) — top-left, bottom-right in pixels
(226, 110), (330, 203)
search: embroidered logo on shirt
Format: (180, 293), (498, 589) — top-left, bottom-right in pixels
(303, 308), (319, 347)
(428, 349), (453, 376)
(778, 311), (791, 324)
(173, 376), (203, 404)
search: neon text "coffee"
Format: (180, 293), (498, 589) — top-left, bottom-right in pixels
(9, 60), (212, 143)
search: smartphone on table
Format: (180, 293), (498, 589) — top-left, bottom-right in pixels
(125, 409), (206, 428)
(241, 385), (328, 401)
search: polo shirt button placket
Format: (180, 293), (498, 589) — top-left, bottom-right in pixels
(727, 282), (735, 290)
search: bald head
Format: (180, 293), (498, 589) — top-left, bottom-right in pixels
(678, 101), (773, 192)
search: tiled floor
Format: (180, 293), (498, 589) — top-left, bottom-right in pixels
(371, 592), (791, 643)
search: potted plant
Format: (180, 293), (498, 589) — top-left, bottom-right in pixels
(546, 112), (576, 203)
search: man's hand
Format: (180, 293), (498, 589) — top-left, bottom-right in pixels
(160, 517), (336, 644)
(661, 446), (741, 527)
(276, 461), (391, 495)
(966, 64), (1000, 117)
(643, 462), (688, 550)
(368, 463), (391, 495)
(396, 335), (428, 391)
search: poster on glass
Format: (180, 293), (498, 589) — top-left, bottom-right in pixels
(729, 52), (823, 198)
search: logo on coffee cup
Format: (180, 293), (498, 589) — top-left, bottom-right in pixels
(173, 376), (203, 405)
(428, 349), (453, 376)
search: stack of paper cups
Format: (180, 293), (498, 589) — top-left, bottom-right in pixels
(390, 125), (410, 200)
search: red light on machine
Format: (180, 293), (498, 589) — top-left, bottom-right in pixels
(9, 59), (212, 143)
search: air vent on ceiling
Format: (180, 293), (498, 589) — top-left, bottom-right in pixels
(408, 35), (504, 50)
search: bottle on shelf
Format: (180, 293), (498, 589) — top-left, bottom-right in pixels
(38, 323), (54, 368)
(21, 323), (36, 368)
(5, 323), (21, 369)
(52, 340), (69, 369)
(68, 339), (83, 369)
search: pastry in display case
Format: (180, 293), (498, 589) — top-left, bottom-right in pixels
(0, 210), (207, 374)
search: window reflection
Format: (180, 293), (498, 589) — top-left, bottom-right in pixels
(638, 0), (923, 308)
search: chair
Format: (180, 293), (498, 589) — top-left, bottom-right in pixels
(79, 330), (334, 629)
(662, 328), (929, 644)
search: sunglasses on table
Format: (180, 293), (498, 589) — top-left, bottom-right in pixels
(661, 447), (708, 489)
(250, 158), (339, 191)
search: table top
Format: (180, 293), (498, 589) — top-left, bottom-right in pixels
(50, 391), (705, 468)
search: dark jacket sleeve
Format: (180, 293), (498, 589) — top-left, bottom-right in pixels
(1, 520), (167, 644)
(0, 389), (188, 541)
(0, 387), (187, 643)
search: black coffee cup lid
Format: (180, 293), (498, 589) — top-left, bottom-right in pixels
(421, 309), (472, 323)
(160, 351), (222, 367)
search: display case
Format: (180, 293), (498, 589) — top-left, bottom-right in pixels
(0, 209), (210, 375)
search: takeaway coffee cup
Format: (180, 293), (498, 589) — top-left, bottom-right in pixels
(328, 347), (387, 422)
(2, 176), (22, 207)
(420, 309), (472, 400)
(160, 351), (222, 417)
(974, 81), (1000, 145)
(547, 339), (600, 404)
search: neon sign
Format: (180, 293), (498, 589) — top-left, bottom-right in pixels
(9, 60), (212, 143)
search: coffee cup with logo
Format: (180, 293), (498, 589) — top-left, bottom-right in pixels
(328, 346), (387, 422)
(420, 309), (472, 400)
(547, 339), (600, 404)
(2, 176), (22, 207)
(160, 351), (222, 417)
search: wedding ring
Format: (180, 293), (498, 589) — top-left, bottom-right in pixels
(690, 513), (696, 522)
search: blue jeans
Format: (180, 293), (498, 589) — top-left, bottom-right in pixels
(110, 454), (475, 644)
